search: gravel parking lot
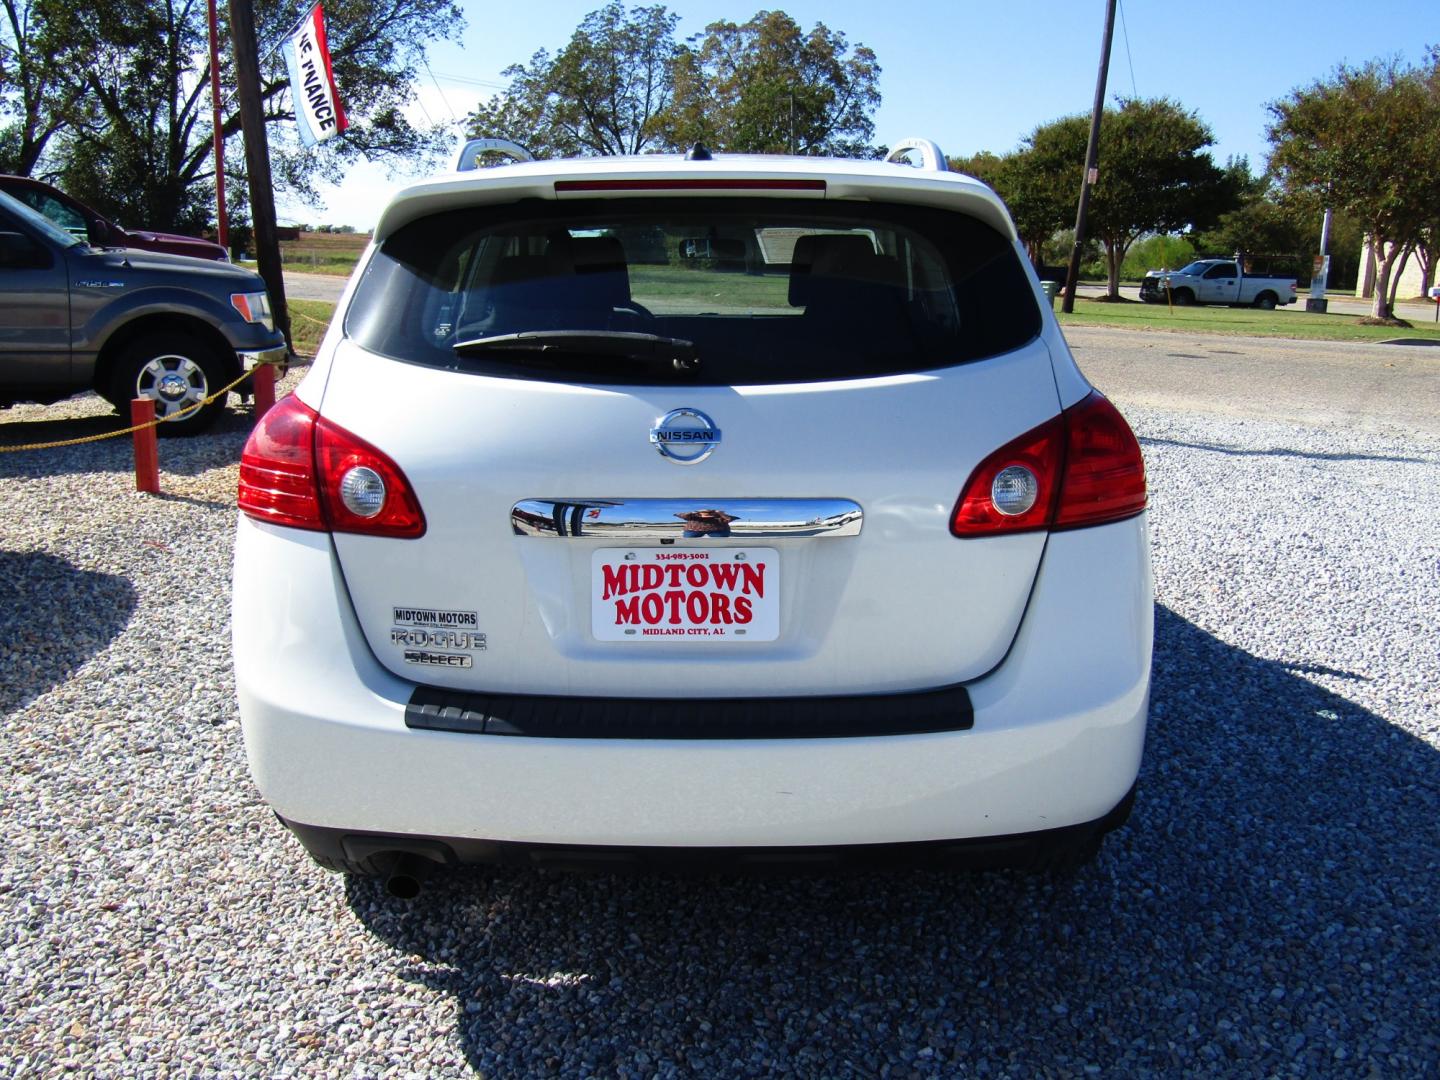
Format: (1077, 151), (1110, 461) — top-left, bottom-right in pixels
(2, 361), (1437, 1076)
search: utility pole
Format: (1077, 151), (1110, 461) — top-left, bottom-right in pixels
(1305, 205), (1333, 313)
(207, 0), (228, 251)
(229, 0), (290, 347)
(1061, 0), (1117, 315)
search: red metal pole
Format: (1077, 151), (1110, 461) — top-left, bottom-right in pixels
(251, 362), (276, 421)
(208, 0), (229, 250)
(131, 399), (160, 494)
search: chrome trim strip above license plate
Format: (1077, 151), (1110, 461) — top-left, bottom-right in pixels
(511, 498), (862, 539)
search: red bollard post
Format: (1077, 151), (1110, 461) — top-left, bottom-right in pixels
(131, 398), (160, 494)
(251, 361), (276, 422)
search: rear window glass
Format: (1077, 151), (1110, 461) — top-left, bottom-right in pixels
(345, 198), (1039, 384)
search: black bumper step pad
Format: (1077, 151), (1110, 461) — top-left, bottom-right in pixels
(405, 683), (973, 739)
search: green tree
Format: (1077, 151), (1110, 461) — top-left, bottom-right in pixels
(663, 10), (880, 156)
(946, 151), (1001, 184)
(1415, 220), (1439, 298)
(1025, 98), (1234, 299)
(1120, 234), (1196, 279)
(1191, 159), (1313, 260)
(0, 0), (101, 174)
(1267, 54), (1440, 320)
(951, 150), (1070, 269)
(54, 0), (214, 232)
(465, 3), (680, 157)
(994, 151), (1073, 269)
(1413, 54), (1440, 298)
(33, 0), (461, 233)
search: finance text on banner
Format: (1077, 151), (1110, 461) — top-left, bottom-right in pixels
(283, 4), (348, 147)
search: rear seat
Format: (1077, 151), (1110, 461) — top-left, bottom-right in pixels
(789, 234), (915, 363)
(482, 236), (640, 334)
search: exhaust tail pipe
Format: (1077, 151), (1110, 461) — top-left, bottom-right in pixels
(383, 853), (432, 899)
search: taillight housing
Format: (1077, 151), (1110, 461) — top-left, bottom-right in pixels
(238, 396), (426, 538)
(951, 391), (1145, 536)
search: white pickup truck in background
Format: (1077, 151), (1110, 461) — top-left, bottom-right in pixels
(1139, 259), (1298, 309)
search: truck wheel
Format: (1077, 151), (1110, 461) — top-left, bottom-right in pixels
(111, 333), (229, 436)
(1171, 289), (1194, 306)
(1253, 292), (1277, 310)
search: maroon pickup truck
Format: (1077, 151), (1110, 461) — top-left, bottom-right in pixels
(0, 175), (229, 262)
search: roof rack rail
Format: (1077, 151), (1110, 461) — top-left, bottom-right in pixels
(454, 137), (533, 172)
(885, 138), (948, 173)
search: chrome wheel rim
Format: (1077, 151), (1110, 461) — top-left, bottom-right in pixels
(136, 354), (207, 420)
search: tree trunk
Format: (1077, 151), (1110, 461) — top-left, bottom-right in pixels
(1419, 243), (1436, 297)
(1371, 241), (1402, 320)
(1386, 245), (1412, 313)
(1106, 239), (1122, 300)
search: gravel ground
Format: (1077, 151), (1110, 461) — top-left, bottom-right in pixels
(1, 380), (1437, 1077)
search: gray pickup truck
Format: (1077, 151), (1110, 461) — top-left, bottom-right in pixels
(0, 190), (287, 435)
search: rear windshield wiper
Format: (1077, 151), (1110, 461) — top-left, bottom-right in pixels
(452, 331), (700, 376)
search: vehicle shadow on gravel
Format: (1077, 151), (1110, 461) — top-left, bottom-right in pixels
(1139, 434), (1428, 466)
(0, 549), (137, 714)
(346, 605), (1439, 1075)
(0, 404), (257, 479)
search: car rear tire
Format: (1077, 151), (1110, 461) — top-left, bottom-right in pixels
(111, 333), (229, 436)
(1253, 292), (1278, 310)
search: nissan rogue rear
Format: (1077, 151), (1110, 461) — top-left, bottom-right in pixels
(233, 139), (1152, 892)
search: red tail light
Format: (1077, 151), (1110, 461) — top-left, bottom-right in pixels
(238, 397), (323, 530)
(951, 391), (1145, 536)
(238, 396), (426, 538)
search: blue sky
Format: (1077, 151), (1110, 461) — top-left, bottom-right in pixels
(281, 0), (1438, 229)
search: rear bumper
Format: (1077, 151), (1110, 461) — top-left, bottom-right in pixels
(233, 514), (1152, 849)
(282, 783), (1136, 872)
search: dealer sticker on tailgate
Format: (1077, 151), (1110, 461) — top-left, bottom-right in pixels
(592, 548), (779, 642)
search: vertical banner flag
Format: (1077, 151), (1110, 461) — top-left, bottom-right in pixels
(283, 4), (348, 146)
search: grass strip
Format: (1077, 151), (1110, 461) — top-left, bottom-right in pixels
(288, 300), (337, 358)
(1056, 299), (1440, 344)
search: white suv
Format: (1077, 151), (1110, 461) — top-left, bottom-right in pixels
(233, 139), (1151, 895)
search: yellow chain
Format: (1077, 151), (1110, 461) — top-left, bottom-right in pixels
(0, 358), (287, 454)
(289, 308), (332, 329)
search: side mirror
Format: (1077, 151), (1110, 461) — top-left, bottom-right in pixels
(0, 230), (47, 269)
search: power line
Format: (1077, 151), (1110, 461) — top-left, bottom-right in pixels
(423, 57), (459, 122)
(426, 69), (510, 91)
(411, 87), (435, 126)
(1117, 0), (1138, 100)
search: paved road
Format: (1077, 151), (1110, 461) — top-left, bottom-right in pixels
(1065, 324), (1440, 436)
(284, 269), (347, 302)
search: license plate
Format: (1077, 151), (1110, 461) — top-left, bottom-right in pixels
(592, 548), (779, 642)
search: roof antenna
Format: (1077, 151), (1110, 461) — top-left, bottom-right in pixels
(684, 143), (713, 161)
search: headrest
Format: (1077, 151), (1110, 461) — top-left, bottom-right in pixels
(490, 254), (549, 286)
(546, 233), (629, 276)
(543, 233), (631, 307)
(789, 233), (881, 306)
(569, 235), (628, 276)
